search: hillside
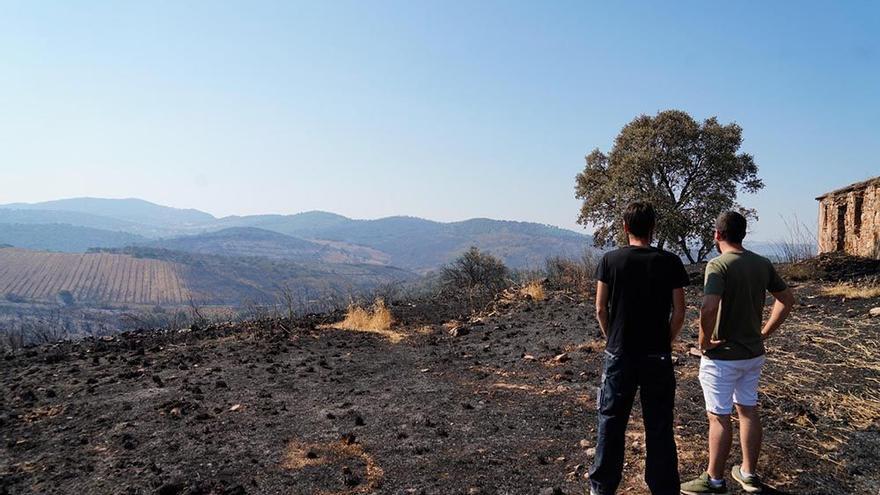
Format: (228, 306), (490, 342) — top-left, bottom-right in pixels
(0, 246), (416, 308)
(1, 199), (592, 271)
(0, 223), (146, 253)
(115, 247), (416, 306)
(1, 198), (214, 228)
(141, 227), (389, 266)
(214, 213), (591, 271)
(1, 281), (877, 494)
(0, 247), (190, 305)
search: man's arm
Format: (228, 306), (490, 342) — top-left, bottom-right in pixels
(699, 295), (725, 350)
(595, 280), (610, 338)
(761, 287), (795, 339)
(670, 287), (685, 342)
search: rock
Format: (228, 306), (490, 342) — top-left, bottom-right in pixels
(578, 439), (591, 448)
(229, 404), (242, 412)
(539, 487), (563, 495)
(869, 307), (880, 317)
(585, 447), (596, 457)
(688, 348), (703, 357)
(523, 354), (537, 361)
(553, 353), (569, 363)
(449, 326), (470, 337)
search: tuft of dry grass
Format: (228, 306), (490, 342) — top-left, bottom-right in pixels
(821, 282), (880, 299)
(323, 299), (403, 342)
(281, 439), (385, 494)
(520, 280), (546, 301)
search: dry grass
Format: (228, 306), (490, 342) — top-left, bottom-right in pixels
(322, 299), (403, 343)
(820, 282), (880, 299)
(520, 280), (546, 301)
(281, 439), (384, 495)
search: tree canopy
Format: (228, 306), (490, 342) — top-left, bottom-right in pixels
(575, 110), (763, 263)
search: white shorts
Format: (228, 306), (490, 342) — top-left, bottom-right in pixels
(698, 355), (766, 415)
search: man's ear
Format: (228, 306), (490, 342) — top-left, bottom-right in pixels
(714, 230), (722, 242)
(623, 221), (630, 235)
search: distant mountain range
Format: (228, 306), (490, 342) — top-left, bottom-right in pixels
(0, 197), (592, 272)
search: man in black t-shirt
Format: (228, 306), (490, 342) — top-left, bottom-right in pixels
(588, 202), (689, 495)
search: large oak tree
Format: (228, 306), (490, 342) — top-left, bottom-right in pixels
(576, 110), (763, 263)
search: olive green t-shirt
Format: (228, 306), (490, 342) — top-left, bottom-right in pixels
(703, 250), (788, 360)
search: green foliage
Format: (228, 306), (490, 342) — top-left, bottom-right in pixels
(575, 110), (763, 262)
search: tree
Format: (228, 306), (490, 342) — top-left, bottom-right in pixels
(439, 247), (510, 313)
(575, 110), (763, 263)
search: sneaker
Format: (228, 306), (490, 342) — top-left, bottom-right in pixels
(680, 472), (731, 495)
(731, 464), (764, 493)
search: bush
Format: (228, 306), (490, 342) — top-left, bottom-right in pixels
(57, 290), (75, 306)
(439, 247), (510, 314)
(545, 251), (598, 294)
(5, 293), (26, 303)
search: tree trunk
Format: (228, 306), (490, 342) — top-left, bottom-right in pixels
(679, 239), (696, 264)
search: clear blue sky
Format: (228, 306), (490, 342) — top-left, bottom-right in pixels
(1, 1), (877, 241)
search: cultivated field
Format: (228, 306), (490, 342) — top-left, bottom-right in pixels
(0, 247), (190, 305)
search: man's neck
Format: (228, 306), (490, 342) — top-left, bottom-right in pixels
(628, 236), (651, 248)
(718, 241), (745, 254)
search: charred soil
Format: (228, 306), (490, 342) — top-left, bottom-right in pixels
(1, 282), (878, 494)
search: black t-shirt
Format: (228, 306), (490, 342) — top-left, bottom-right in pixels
(596, 245), (689, 356)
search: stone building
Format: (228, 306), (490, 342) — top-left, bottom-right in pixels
(816, 176), (880, 258)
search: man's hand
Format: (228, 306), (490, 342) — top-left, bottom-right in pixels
(761, 287), (795, 340)
(699, 294), (722, 351)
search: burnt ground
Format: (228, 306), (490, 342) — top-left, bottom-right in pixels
(1, 283), (878, 495)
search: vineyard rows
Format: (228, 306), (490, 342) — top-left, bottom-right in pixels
(0, 248), (190, 305)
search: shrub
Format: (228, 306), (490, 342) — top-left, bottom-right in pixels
(57, 290), (75, 306)
(4, 293), (26, 303)
(545, 251), (597, 294)
(439, 247), (511, 314)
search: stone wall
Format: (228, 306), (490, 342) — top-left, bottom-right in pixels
(817, 179), (880, 259)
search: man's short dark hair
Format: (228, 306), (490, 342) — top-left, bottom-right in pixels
(716, 211), (747, 243)
(623, 201), (656, 239)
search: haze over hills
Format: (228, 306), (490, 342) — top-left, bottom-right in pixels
(2, 198), (214, 228)
(0, 198), (592, 271)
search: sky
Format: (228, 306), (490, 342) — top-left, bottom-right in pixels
(1, 1), (877, 241)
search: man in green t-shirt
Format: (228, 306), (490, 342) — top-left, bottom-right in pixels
(681, 212), (794, 495)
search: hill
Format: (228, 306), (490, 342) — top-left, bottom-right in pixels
(0, 223), (146, 252)
(218, 213), (591, 271)
(1, 197), (214, 229)
(113, 247), (416, 306)
(141, 227), (389, 265)
(0, 247), (190, 305)
(1, 280), (876, 493)
(1, 198), (592, 270)
(0, 246), (415, 307)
